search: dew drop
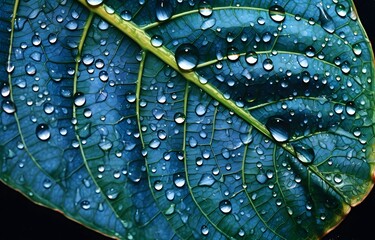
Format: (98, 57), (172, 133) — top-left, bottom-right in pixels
(173, 173), (186, 188)
(266, 117), (290, 143)
(74, 92), (86, 107)
(198, 1), (213, 17)
(154, 180), (163, 191)
(262, 58), (274, 71)
(352, 43), (362, 56)
(201, 225), (209, 236)
(155, 0), (173, 22)
(1, 100), (17, 114)
(166, 189), (175, 201)
(80, 200), (91, 210)
(219, 200), (232, 214)
(305, 46), (316, 58)
(149, 139), (161, 149)
(36, 123), (51, 141)
(269, 5), (286, 23)
(341, 61), (351, 74)
(86, 0), (103, 6)
(43, 102), (55, 115)
(297, 55), (309, 68)
(82, 54), (94, 66)
(174, 112), (186, 124)
(48, 33), (58, 44)
(227, 46), (240, 61)
(198, 174), (216, 187)
(151, 35), (164, 47)
(256, 173), (267, 184)
(316, 2), (335, 33)
(99, 139), (113, 151)
(345, 101), (356, 116)
(25, 63), (37, 75)
(188, 136), (198, 148)
(294, 143), (315, 164)
(245, 51), (258, 65)
(65, 20), (78, 31)
(120, 10), (132, 21)
(333, 174), (343, 184)
(335, 4), (348, 18)
(175, 43), (199, 71)
(195, 103), (207, 116)
(42, 179), (52, 189)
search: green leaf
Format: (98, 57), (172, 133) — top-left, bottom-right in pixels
(1, 0), (375, 239)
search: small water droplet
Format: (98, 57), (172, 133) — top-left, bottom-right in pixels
(256, 173), (267, 184)
(74, 92), (86, 107)
(36, 123), (51, 141)
(188, 136), (198, 148)
(219, 200), (232, 214)
(154, 180), (163, 191)
(335, 4), (348, 18)
(99, 139), (113, 151)
(65, 20), (78, 31)
(106, 188), (119, 200)
(80, 200), (91, 210)
(25, 63), (37, 75)
(195, 103), (207, 116)
(352, 43), (362, 56)
(166, 189), (175, 201)
(262, 58), (274, 71)
(341, 61), (351, 74)
(120, 10), (132, 21)
(345, 101), (356, 116)
(2, 100), (17, 114)
(149, 139), (161, 149)
(269, 5), (286, 23)
(266, 117), (290, 143)
(175, 43), (199, 71)
(294, 143), (315, 164)
(305, 46), (316, 58)
(82, 54), (94, 66)
(297, 55), (309, 68)
(227, 46), (240, 61)
(155, 0), (173, 21)
(333, 174), (343, 184)
(43, 179), (52, 189)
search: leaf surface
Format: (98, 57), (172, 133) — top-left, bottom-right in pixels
(1, 0), (375, 239)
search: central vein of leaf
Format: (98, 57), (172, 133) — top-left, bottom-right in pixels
(76, 1), (297, 156)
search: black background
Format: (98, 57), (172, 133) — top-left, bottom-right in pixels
(1, 1), (375, 239)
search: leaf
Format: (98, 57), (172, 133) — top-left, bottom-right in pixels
(1, 0), (375, 239)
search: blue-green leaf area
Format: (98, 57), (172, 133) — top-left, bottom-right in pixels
(1, 0), (375, 239)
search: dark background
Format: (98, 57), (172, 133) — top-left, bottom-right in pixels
(1, 1), (375, 239)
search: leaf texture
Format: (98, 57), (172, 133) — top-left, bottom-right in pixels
(1, 0), (375, 239)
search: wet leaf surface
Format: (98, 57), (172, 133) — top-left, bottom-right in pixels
(1, 0), (375, 239)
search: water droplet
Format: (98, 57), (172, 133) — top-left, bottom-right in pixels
(65, 20), (78, 31)
(174, 112), (186, 124)
(175, 43), (199, 71)
(151, 35), (164, 47)
(294, 143), (315, 164)
(262, 58), (274, 71)
(99, 70), (109, 82)
(36, 123), (51, 141)
(99, 139), (113, 151)
(149, 139), (161, 149)
(155, 0), (173, 22)
(266, 117), (290, 143)
(334, 103), (344, 114)
(335, 4), (348, 18)
(227, 46), (240, 61)
(305, 46), (316, 58)
(198, 1), (213, 17)
(106, 188), (119, 200)
(198, 174), (215, 186)
(74, 92), (86, 107)
(297, 55), (309, 68)
(352, 43), (362, 56)
(345, 101), (356, 116)
(173, 173), (186, 188)
(43, 102), (55, 115)
(188, 136), (198, 148)
(269, 5), (286, 23)
(82, 54), (94, 66)
(152, 108), (166, 120)
(219, 200), (232, 214)
(333, 174), (343, 184)
(25, 63), (37, 75)
(316, 2), (335, 33)
(166, 189), (175, 201)
(120, 10), (132, 21)
(43, 179), (52, 189)
(154, 180), (163, 191)
(195, 103), (207, 116)
(2, 100), (17, 114)
(245, 51), (258, 65)
(201, 225), (209, 236)
(86, 0), (103, 6)
(256, 173), (267, 184)
(341, 61), (351, 74)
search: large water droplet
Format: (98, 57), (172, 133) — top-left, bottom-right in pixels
(174, 112), (186, 124)
(154, 180), (163, 191)
(297, 55), (309, 68)
(219, 200), (232, 214)
(74, 92), (86, 107)
(294, 143), (315, 164)
(345, 101), (356, 116)
(86, 0), (103, 6)
(36, 123), (51, 141)
(175, 43), (199, 71)
(173, 173), (186, 188)
(155, 0), (173, 21)
(269, 5), (286, 23)
(2, 100), (17, 114)
(201, 225), (209, 236)
(245, 51), (258, 65)
(198, 174), (215, 186)
(195, 103), (207, 116)
(227, 47), (240, 61)
(266, 117), (290, 143)
(198, 1), (213, 17)
(316, 2), (335, 33)
(263, 58), (274, 71)
(151, 35), (163, 47)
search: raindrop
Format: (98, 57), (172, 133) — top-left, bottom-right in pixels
(173, 173), (186, 188)
(201, 225), (209, 236)
(65, 20), (78, 31)
(106, 188), (119, 200)
(335, 4), (348, 18)
(245, 51), (258, 65)
(262, 58), (274, 71)
(333, 174), (343, 184)
(333, 104), (344, 114)
(195, 103), (207, 116)
(227, 46), (240, 61)
(269, 5), (286, 23)
(221, 148), (230, 159)
(166, 189), (175, 201)
(256, 173), (267, 184)
(149, 139), (161, 149)
(175, 43), (199, 71)
(2, 100), (17, 114)
(48, 33), (57, 44)
(198, 1), (213, 17)
(174, 112), (186, 124)
(25, 63), (37, 75)
(266, 117), (290, 143)
(151, 35), (164, 47)
(80, 200), (91, 210)
(152, 108), (166, 120)
(157, 130), (167, 140)
(316, 2), (335, 33)
(74, 92), (86, 107)
(240, 133), (253, 144)
(43, 103), (55, 115)
(352, 43), (362, 56)
(294, 143), (315, 164)
(120, 10), (132, 21)
(32, 35), (41, 46)
(155, 0), (173, 22)
(99, 70), (109, 82)
(43, 179), (52, 189)
(154, 180), (163, 191)
(99, 139), (113, 151)
(341, 61), (351, 74)
(188, 136), (198, 148)
(219, 200), (232, 214)
(82, 54), (94, 66)
(198, 174), (215, 186)
(201, 18), (216, 30)
(297, 55), (309, 68)
(36, 123), (51, 141)
(345, 101), (356, 116)
(305, 46), (316, 58)
(86, 0), (103, 6)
